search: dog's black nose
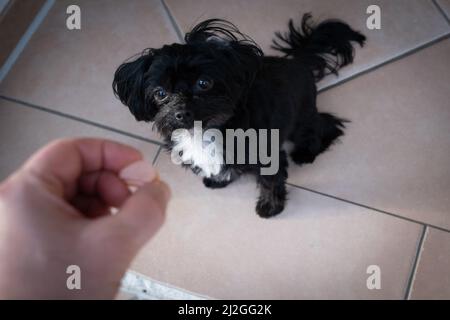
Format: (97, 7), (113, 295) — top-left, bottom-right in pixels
(175, 111), (193, 122)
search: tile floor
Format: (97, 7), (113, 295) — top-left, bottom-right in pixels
(0, 0), (449, 299)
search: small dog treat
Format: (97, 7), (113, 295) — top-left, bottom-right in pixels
(119, 160), (158, 187)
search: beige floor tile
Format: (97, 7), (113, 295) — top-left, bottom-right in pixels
(287, 39), (450, 230)
(410, 228), (450, 299)
(437, 0), (450, 17)
(0, 0), (179, 142)
(0, 0), (46, 67)
(0, 100), (159, 180)
(165, 0), (450, 89)
(130, 152), (422, 299)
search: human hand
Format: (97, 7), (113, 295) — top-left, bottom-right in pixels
(0, 138), (170, 299)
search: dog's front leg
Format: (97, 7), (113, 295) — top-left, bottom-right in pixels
(255, 151), (288, 218)
(203, 167), (237, 189)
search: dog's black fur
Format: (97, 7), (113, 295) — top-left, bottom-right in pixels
(113, 13), (365, 218)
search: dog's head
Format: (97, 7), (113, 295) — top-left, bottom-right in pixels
(113, 19), (262, 138)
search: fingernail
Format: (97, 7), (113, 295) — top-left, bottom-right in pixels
(119, 160), (158, 187)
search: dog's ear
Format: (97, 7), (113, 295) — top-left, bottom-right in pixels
(185, 19), (263, 84)
(113, 48), (156, 121)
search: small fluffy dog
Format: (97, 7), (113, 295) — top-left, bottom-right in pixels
(113, 13), (365, 218)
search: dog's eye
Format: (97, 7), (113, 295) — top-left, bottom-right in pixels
(154, 88), (168, 102)
(196, 78), (213, 91)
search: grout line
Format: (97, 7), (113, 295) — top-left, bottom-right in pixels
(160, 0), (185, 43)
(0, 95), (164, 146)
(432, 0), (450, 25)
(404, 225), (428, 300)
(152, 145), (163, 165)
(152, 146), (165, 167)
(286, 182), (450, 234)
(0, 0), (11, 15)
(318, 32), (450, 94)
(0, 0), (55, 83)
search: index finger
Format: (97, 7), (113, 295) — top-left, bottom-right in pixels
(22, 138), (143, 198)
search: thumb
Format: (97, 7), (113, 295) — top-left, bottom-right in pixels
(114, 179), (171, 248)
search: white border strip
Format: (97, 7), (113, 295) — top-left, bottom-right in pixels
(0, 0), (55, 83)
(120, 270), (211, 300)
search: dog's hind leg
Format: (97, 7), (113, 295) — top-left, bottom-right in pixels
(290, 113), (346, 165)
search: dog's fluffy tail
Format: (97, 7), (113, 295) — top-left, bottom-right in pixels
(272, 13), (366, 81)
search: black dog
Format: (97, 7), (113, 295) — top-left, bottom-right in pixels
(113, 13), (365, 218)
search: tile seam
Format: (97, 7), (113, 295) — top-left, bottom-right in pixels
(318, 32), (450, 94)
(0, 95), (164, 146)
(152, 145), (163, 165)
(432, 0), (450, 25)
(404, 225), (428, 300)
(0, 0), (55, 83)
(286, 183), (450, 234)
(160, 0), (185, 43)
